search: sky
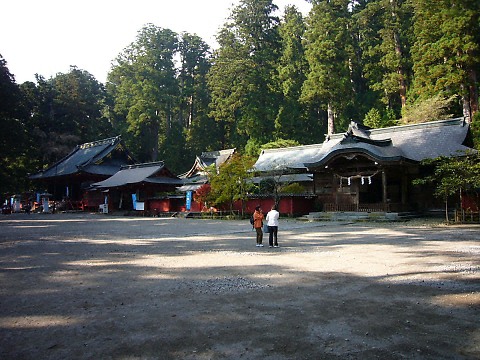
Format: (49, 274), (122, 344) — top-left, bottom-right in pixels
(1, 0), (312, 84)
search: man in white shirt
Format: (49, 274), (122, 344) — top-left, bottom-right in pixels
(265, 205), (280, 248)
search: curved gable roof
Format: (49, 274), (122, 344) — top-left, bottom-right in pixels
(91, 162), (182, 189)
(253, 143), (324, 172)
(30, 136), (135, 179)
(254, 118), (474, 172)
(370, 118), (471, 161)
(305, 118), (472, 168)
(180, 148), (236, 179)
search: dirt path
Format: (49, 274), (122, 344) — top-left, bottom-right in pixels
(0, 213), (479, 359)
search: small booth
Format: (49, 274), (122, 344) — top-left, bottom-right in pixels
(12, 195), (22, 213)
(39, 193), (52, 213)
(99, 190), (109, 214)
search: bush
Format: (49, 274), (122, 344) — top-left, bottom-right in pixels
(259, 178), (276, 194)
(279, 182), (305, 194)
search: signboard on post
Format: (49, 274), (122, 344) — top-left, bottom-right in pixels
(132, 194), (137, 210)
(186, 191), (192, 211)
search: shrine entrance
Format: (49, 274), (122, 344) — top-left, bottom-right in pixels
(311, 153), (416, 213)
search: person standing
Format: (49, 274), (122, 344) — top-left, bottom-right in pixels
(253, 206), (264, 247)
(266, 205), (280, 248)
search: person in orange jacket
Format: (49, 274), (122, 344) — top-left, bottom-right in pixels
(253, 205), (264, 247)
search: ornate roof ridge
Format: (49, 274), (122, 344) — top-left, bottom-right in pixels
(78, 136), (121, 150)
(120, 161), (164, 170)
(201, 148), (236, 157)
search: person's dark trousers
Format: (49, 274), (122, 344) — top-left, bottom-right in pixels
(268, 226), (278, 246)
(255, 227), (263, 244)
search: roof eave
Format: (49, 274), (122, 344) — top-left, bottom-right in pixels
(304, 148), (413, 169)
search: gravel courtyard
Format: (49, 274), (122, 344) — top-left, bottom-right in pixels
(0, 213), (479, 359)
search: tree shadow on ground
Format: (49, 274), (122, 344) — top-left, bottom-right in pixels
(0, 214), (479, 359)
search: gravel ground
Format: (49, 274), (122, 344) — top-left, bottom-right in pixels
(0, 213), (479, 359)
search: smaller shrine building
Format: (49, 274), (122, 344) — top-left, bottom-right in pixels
(254, 117), (475, 213)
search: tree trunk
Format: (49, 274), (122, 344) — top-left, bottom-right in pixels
(468, 69), (478, 119)
(391, 0), (407, 108)
(460, 82), (471, 122)
(188, 94), (194, 128)
(151, 119), (160, 161)
(188, 71), (195, 128)
(462, 94), (471, 123)
(327, 103), (335, 135)
(445, 196), (449, 223)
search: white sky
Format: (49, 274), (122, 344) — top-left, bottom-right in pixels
(1, 0), (312, 84)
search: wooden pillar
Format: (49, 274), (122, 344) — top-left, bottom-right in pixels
(354, 179), (359, 211)
(335, 174), (340, 210)
(382, 170), (387, 210)
(401, 174), (408, 207)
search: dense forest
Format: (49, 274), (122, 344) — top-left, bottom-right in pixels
(1, 0), (479, 197)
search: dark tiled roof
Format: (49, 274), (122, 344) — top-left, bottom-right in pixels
(91, 162), (182, 189)
(254, 118), (474, 171)
(200, 149), (236, 168)
(250, 173), (313, 184)
(253, 143), (324, 172)
(30, 136), (135, 179)
(369, 118), (471, 161)
(179, 148), (236, 179)
(177, 184), (204, 192)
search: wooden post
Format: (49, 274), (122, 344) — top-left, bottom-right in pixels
(401, 174), (408, 208)
(382, 170), (387, 211)
(354, 179), (359, 211)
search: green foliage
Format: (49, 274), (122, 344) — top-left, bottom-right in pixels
(356, 0), (413, 110)
(410, 0), (480, 118)
(413, 152), (480, 219)
(245, 138), (300, 168)
(51, 66), (111, 141)
(1, 58), (110, 197)
(22, 68), (111, 168)
(279, 182), (305, 194)
(401, 95), (456, 124)
(244, 138), (264, 157)
(108, 25), (179, 162)
(259, 178), (276, 194)
(363, 108), (382, 128)
(159, 121), (189, 174)
(207, 0), (281, 148)
(470, 112), (480, 149)
(178, 33), (219, 158)
(275, 6), (311, 142)
(363, 107), (399, 128)
(261, 139), (301, 150)
(209, 153), (255, 213)
(302, 0), (356, 134)
(0, 55), (27, 195)
(0, 55), (23, 158)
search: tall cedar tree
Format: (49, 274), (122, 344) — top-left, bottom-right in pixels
(355, 0), (413, 114)
(51, 66), (111, 142)
(108, 25), (179, 163)
(20, 69), (109, 168)
(275, 5), (312, 143)
(302, 0), (356, 135)
(178, 33), (222, 160)
(208, 0), (281, 150)
(410, 0), (480, 121)
(0, 55), (27, 194)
